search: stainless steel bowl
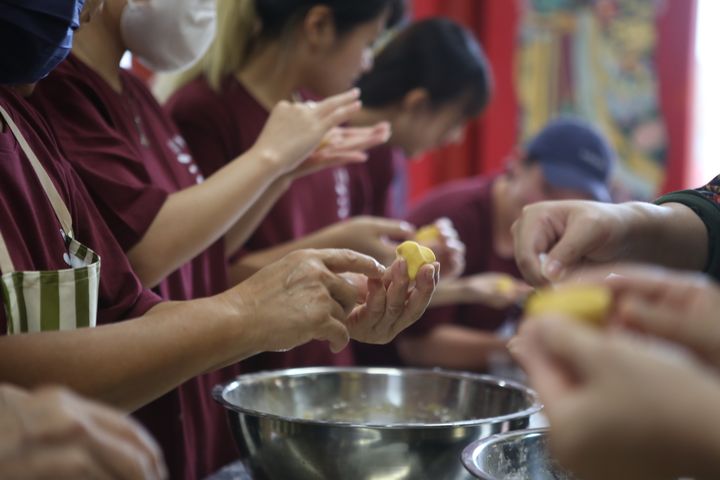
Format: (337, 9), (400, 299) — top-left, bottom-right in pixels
(213, 367), (541, 480)
(462, 428), (576, 479)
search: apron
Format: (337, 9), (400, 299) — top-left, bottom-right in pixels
(0, 105), (100, 334)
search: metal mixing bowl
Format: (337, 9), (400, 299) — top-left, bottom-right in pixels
(213, 367), (541, 480)
(462, 428), (576, 479)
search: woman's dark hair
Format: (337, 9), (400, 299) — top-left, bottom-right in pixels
(255, 0), (405, 37)
(357, 18), (493, 117)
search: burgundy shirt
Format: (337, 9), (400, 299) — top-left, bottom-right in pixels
(355, 176), (522, 366)
(29, 58), (239, 480)
(0, 87), (160, 330)
(167, 75), (355, 369)
(30, 55), (228, 302)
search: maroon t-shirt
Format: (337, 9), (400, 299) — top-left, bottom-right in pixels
(354, 176), (521, 366)
(29, 59), (240, 480)
(0, 87), (160, 330)
(167, 75), (355, 369)
(30, 55), (228, 302)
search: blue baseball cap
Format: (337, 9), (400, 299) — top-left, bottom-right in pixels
(526, 117), (615, 202)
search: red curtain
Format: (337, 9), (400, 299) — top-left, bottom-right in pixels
(409, 0), (697, 200)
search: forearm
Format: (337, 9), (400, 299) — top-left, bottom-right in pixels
(0, 297), (261, 412)
(429, 282), (467, 307)
(396, 324), (507, 371)
(128, 148), (284, 287)
(621, 202), (707, 270)
(231, 227), (341, 281)
(224, 174), (293, 259)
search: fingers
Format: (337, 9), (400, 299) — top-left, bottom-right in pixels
(365, 217), (415, 239)
(69, 395), (166, 480)
(317, 316), (350, 353)
(316, 249), (385, 279)
(507, 330), (574, 410)
(324, 123), (391, 152)
(314, 88), (361, 117)
(325, 273), (363, 315)
(512, 216), (555, 287)
(522, 316), (604, 380)
(542, 216), (610, 283)
(388, 264), (436, 337)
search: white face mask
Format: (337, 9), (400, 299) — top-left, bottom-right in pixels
(120, 0), (217, 72)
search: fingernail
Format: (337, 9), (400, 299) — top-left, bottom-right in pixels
(542, 257), (565, 281)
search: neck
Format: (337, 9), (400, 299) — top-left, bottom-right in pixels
(491, 175), (518, 258)
(72, 11), (126, 92)
(236, 40), (305, 109)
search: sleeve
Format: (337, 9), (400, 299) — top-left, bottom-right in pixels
(166, 87), (232, 178)
(60, 160), (162, 324)
(31, 72), (168, 251)
(655, 175), (720, 280)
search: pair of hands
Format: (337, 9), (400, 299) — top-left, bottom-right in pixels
(252, 88), (391, 178)
(0, 385), (165, 480)
(510, 266), (720, 480)
(320, 216), (465, 277)
(229, 248), (439, 354)
(434, 273), (532, 309)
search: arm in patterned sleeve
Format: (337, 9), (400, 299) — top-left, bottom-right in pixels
(656, 174), (720, 280)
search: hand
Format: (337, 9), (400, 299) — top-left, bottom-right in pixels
(577, 264), (720, 372)
(294, 122), (392, 177)
(232, 249), (385, 353)
(511, 201), (638, 286)
(443, 273), (532, 309)
(416, 218), (466, 280)
(0, 385), (166, 480)
(509, 317), (720, 480)
(344, 259), (439, 344)
(251, 89), (363, 174)
(321, 216), (416, 266)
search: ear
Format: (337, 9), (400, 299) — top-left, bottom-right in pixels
(302, 5), (337, 51)
(401, 88), (431, 112)
(504, 149), (525, 176)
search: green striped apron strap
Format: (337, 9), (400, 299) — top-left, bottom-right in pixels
(0, 106), (74, 238)
(0, 229), (14, 274)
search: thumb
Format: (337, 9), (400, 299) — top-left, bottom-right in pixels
(543, 220), (602, 282)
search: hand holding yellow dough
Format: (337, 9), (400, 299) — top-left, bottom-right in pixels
(525, 285), (612, 326)
(396, 241), (436, 280)
(415, 224), (441, 243)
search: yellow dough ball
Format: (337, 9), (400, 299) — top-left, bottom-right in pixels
(415, 224), (441, 243)
(525, 285), (612, 326)
(396, 241), (436, 280)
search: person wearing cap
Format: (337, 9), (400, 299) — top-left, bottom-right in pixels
(382, 117), (616, 371)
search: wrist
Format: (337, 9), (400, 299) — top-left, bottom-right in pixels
(208, 289), (265, 361)
(246, 146), (288, 176)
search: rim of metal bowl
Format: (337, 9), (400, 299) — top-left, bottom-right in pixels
(461, 427), (550, 479)
(212, 366), (543, 429)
